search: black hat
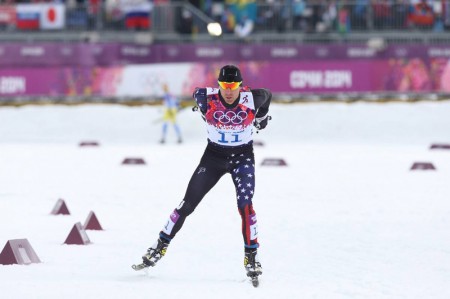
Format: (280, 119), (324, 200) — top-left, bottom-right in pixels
(218, 65), (242, 82)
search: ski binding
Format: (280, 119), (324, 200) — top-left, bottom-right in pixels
(247, 272), (261, 288)
(250, 275), (259, 287)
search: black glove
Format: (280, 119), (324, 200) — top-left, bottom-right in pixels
(254, 115), (270, 130)
(193, 88), (207, 115)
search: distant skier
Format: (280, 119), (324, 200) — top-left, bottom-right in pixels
(160, 83), (182, 144)
(134, 65), (272, 287)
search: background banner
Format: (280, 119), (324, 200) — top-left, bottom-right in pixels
(1, 58), (450, 97)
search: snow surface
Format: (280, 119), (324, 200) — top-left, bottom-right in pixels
(1, 102), (450, 299)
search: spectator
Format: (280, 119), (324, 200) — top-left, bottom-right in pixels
(271, 0), (290, 32)
(296, 0), (315, 32)
(178, 7), (193, 34)
(88, 0), (102, 28)
(210, 0), (226, 23)
(444, 0), (450, 29)
(310, 0), (323, 32)
(292, 0), (307, 30)
(337, 1), (351, 33)
(350, 0), (369, 30)
(255, 0), (286, 32)
(408, 0), (435, 29)
(221, 6), (236, 33)
(224, 0), (256, 36)
(432, 0), (444, 31)
(391, 0), (410, 29)
(234, 11), (254, 37)
(316, 0), (337, 33)
(372, 0), (393, 30)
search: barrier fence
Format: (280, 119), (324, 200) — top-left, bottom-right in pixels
(0, 1), (449, 42)
(2, 43), (450, 66)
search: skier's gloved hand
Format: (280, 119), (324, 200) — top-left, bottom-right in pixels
(193, 88), (207, 115)
(254, 115), (270, 130)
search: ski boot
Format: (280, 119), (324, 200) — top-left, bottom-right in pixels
(244, 249), (262, 287)
(132, 238), (169, 271)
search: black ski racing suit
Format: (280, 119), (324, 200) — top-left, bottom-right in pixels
(159, 86), (272, 249)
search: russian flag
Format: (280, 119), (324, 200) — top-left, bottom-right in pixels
(122, 1), (153, 30)
(16, 4), (40, 30)
(125, 11), (150, 29)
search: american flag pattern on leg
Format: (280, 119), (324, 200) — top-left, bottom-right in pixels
(230, 151), (259, 248)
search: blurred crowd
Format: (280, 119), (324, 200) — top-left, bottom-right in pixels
(1, 0), (449, 36)
(199, 0), (450, 36)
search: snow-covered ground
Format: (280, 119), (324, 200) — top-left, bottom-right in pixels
(1, 101), (450, 299)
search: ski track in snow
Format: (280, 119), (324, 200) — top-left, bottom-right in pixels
(1, 102), (450, 299)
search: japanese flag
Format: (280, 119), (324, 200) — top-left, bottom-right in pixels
(40, 4), (65, 30)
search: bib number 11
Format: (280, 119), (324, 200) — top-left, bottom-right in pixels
(218, 132), (242, 144)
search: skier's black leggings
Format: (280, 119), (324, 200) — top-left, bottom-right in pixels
(160, 141), (259, 249)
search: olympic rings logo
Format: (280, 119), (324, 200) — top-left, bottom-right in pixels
(213, 110), (248, 124)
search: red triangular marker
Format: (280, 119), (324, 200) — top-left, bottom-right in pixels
(83, 211), (103, 230)
(122, 158), (146, 165)
(64, 222), (91, 245)
(0, 239), (41, 265)
(261, 158), (288, 166)
(410, 162), (436, 170)
(79, 141), (99, 147)
(51, 198), (70, 215)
